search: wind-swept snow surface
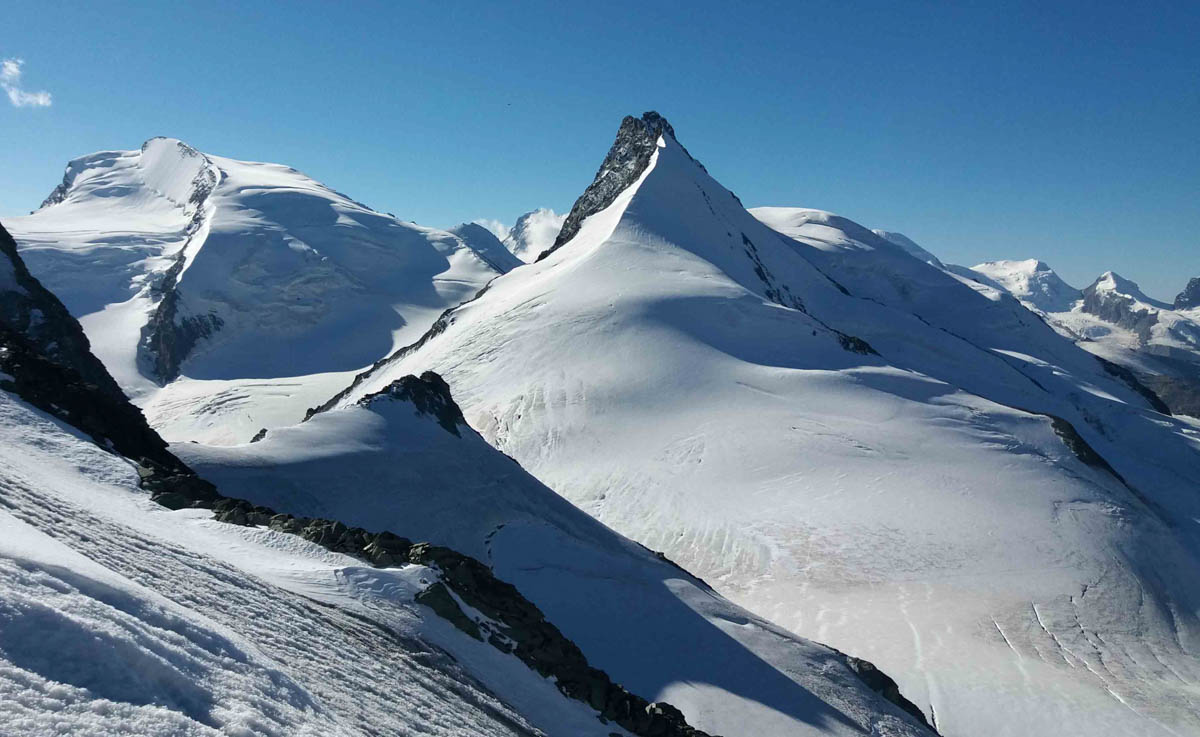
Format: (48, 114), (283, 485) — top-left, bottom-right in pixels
(328, 114), (1200, 737)
(7, 138), (506, 443)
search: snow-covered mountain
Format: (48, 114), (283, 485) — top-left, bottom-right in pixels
(968, 258), (1200, 418)
(971, 258), (1082, 313)
(502, 208), (565, 263)
(2, 219), (935, 735)
(321, 112), (1200, 736)
(448, 221), (525, 273)
(7, 138), (508, 443)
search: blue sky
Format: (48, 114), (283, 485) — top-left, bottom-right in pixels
(2, 0), (1196, 298)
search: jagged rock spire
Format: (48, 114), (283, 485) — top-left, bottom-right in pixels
(539, 111), (678, 261)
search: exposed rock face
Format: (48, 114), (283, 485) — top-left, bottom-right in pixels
(0, 220), (216, 500)
(356, 372), (467, 436)
(541, 111), (679, 260)
(1080, 273), (1160, 341)
(1175, 277), (1200, 310)
(0, 222), (126, 401)
(139, 148), (222, 383)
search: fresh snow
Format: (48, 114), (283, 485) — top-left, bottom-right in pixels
(973, 261), (1200, 411)
(6, 117), (1200, 737)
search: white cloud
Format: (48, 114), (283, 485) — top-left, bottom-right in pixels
(472, 218), (510, 240)
(1, 58), (52, 108)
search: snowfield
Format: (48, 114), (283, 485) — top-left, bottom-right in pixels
(326, 119), (1200, 736)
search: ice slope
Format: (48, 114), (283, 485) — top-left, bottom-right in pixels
(179, 382), (932, 737)
(326, 114), (1200, 736)
(503, 209), (565, 263)
(7, 138), (506, 442)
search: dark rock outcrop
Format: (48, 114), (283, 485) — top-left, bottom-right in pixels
(842, 655), (934, 731)
(152, 475), (715, 737)
(1175, 277), (1200, 310)
(356, 372), (466, 436)
(138, 141), (222, 383)
(0, 222), (128, 403)
(540, 112), (679, 261)
(140, 250), (223, 384)
(1080, 275), (1159, 341)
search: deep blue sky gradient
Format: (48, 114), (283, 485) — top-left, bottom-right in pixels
(2, 0), (1196, 298)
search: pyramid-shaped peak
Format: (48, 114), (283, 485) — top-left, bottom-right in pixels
(540, 111), (691, 261)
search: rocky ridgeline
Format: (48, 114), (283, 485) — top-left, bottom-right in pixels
(0, 222), (210, 501)
(160, 492), (713, 737)
(356, 371), (467, 436)
(541, 111), (677, 261)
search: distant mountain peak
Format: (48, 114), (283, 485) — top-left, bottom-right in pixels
(1086, 271), (1170, 308)
(503, 208), (565, 263)
(971, 258), (1082, 313)
(540, 111), (690, 260)
(446, 222), (522, 273)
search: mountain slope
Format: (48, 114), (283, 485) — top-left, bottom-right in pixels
(7, 138), (507, 443)
(179, 375), (932, 737)
(0, 220), (569, 736)
(323, 113), (1200, 737)
(0, 215), (930, 736)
